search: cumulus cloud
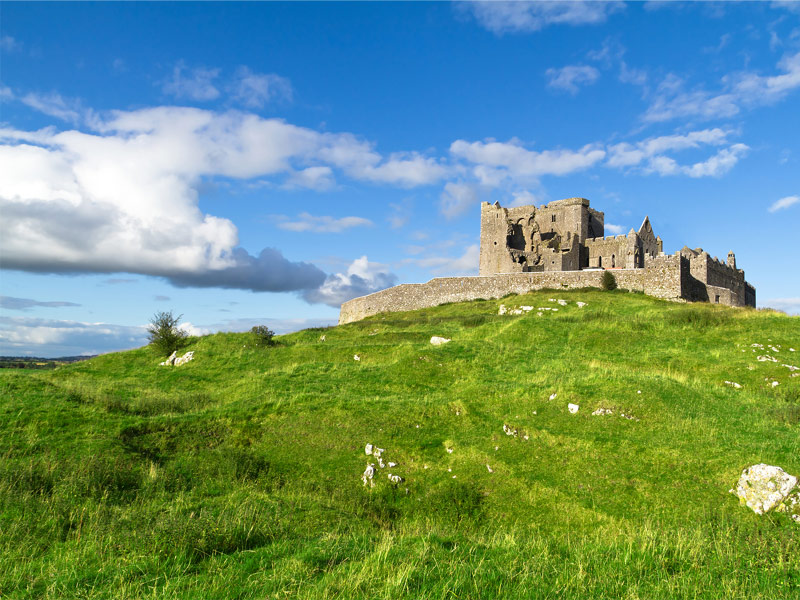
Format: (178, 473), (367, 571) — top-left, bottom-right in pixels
(229, 67), (293, 108)
(0, 296), (81, 310)
(605, 223), (626, 235)
(162, 61), (221, 101)
(606, 128), (748, 177)
(546, 65), (600, 94)
(451, 138), (606, 179)
(275, 212), (374, 233)
(643, 51), (800, 123)
(768, 195), (800, 213)
(302, 256), (397, 307)
(0, 106), (445, 292)
(462, 1), (624, 34)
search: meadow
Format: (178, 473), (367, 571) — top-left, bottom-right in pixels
(1, 289), (798, 599)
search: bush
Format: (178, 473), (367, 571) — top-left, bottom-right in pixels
(601, 270), (617, 291)
(147, 310), (188, 357)
(251, 325), (276, 347)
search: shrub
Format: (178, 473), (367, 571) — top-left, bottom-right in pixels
(601, 270), (618, 291)
(251, 325), (276, 347)
(147, 310), (188, 357)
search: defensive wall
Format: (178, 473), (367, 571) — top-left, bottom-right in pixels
(339, 255), (683, 325)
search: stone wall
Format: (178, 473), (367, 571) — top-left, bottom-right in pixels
(339, 260), (684, 324)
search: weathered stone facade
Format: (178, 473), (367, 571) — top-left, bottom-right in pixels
(339, 197), (755, 325)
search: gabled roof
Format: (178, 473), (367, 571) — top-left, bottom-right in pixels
(638, 216), (653, 236)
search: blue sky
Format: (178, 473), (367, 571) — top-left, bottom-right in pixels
(1, 1), (799, 357)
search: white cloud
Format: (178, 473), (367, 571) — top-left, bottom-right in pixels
(768, 195), (800, 213)
(440, 182), (483, 219)
(302, 256), (397, 307)
(162, 61), (221, 101)
(284, 166), (335, 190)
(644, 51), (800, 123)
(19, 92), (85, 124)
(546, 65), (600, 94)
(463, 1), (624, 34)
(275, 212), (374, 233)
(509, 190), (540, 207)
(406, 244), (480, 276)
(0, 106), (448, 294)
(229, 67), (293, 108)
(451, 138), (606, 179)
(607, 128), (748, 177)
(1, 35), (21, 52)
(0, 316), (148, 357)
(605, 223), (626, 235)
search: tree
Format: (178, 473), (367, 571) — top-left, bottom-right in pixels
(251, 325), (276, 347)
(601, 270), (618, 291)
(147, 310), (188, 357)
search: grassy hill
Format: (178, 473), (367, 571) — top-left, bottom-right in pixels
(1, 289), (798, 599)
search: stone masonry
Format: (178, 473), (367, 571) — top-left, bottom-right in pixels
(339, 197), (755, 324)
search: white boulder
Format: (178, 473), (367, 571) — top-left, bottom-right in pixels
(159, 351), (178, 366)
(733, 464), (798, 515)
(430, 336), (451, 346)
(361, 463), (375, 488)
(174, 351), (194, 366)
(568, 403), (579, 414)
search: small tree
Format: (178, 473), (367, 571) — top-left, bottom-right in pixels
(251, 325), (276, 347)
(147, 310), (188, 357)
(601, 270), (618, 291)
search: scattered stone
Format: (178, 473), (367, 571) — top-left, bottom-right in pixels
(568, 403), (579, 414)
(387, 473), (404, 484)
(733, 464), (798, 515)
(771, 381), (780, 387)
(576, 302), (587, 308)
(751, 343), (764, 349)
(388, 461), (397, 468)
(373, 447), (384, 458)
(430, 336), (451, 346)
(790, 348), (796, 352)
(522, 434), (529, 441)
(757, 355), (777, 362)
(365, 443), (373, 455)
(319, 335), (326, 342)
(503, 424), (518, 437)
(637, 390), (642, 394)
(486, 464), (494, 473)
(769, 345), (780, 353)
(724, 381), (742, 389)
(557, 299), (567, 306)
(591, 408), (613, 416)
(494, 445), (499, 451)
(354, 354), (361, 361)
(782, 364), (799, 371)
(159, 351), (178, 366)
(549, 393), (558, 400)
(446, 447), (454, 454)
(173, 351), (194, 366)
(620, 413), (639, 421)
(362, 463), (375, 487)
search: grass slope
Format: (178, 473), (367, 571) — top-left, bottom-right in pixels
(1, 290), (799, 599)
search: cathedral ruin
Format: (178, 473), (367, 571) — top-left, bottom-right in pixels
(339, 197), (755, 325)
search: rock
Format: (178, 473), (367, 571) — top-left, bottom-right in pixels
(361, 463), (375, 487)
(430, 336), (451, 346)
(724, 381), (742, 389)
(387, 473), (404, 484)
(365, 443), (373, 455)
(568, 403), (579, 414)
(637, 390), (642, 394)
(591, 408), (612, 416)
(771, 381), (780, 387)
(388, 461), (397, 468)
(557, 299), (567, 306)
(354, 354), (360, 361)
(782, 364), (799, 371)
(576, 302), (587, 308)
(174, 351), (194, 366)
(446, 447), (454, 454)
(549, 393), (557, 400)
(776, 491), (800, 523)
(503, 423), (518, 437)
(319, 335), (326, 342)
(486, 464), (493, 473)
(757, 355), (777, 362)
(159, 351), (178, 366)
(521, 306), (534, 312)
(498, 304), (508, 315)
(733, 464), (798, 515)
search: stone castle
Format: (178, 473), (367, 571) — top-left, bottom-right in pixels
(339, 197), (755, 324)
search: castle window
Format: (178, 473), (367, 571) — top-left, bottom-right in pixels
(715, 295), (720, 304)
(551, 215), (556, 222)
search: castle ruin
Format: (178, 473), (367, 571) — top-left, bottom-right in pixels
(339, 197), (755, 324)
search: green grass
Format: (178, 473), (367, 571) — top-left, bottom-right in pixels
(1, 290), (798, 599)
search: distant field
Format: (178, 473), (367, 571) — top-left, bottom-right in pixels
(1, 290), (798, 599)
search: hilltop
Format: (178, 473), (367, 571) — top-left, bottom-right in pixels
(1, 290), (798, 599)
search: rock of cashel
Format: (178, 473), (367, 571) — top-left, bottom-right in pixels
(339, 197), (755, 324)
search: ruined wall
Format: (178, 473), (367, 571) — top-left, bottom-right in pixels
(584, 235), (629, 268)
(339, 260), (684, 325)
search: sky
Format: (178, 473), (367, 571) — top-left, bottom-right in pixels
(1, 1), (799, 357)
